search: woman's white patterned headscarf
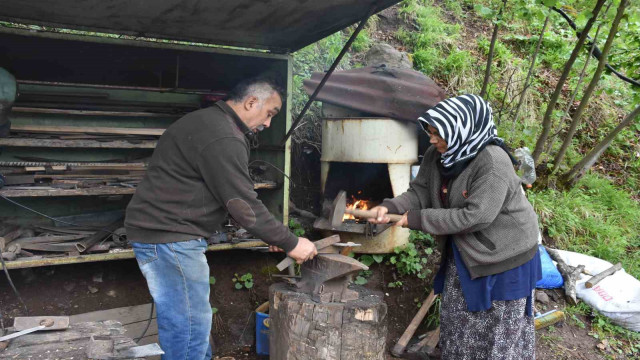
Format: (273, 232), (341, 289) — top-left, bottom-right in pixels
(418, 94), (504, 172)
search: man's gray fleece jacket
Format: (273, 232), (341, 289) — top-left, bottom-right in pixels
(382, 145), (539, 279)
(125, 101), (299, 253)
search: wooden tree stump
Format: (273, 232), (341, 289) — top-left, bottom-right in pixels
(269, 283), (387, 360)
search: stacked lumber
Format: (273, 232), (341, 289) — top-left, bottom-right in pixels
(9, 123), (164, 142)
(0, 162), (148, 196)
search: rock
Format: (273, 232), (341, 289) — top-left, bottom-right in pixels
(92, 272), (103, 283)
(365, 43), (412, 69)
(536, 291), (550, 305)
(106, 290), (117, 297)
(63, 282), (76, 292)
(88, 286), (99, 294)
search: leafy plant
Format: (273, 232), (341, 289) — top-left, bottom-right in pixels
(232, 273), (254, 290)
(354, 270), (373, 285)
(358, 254), (385, 267)
(209, 276), (216, 285)
(288, 218), (306, 237)
(388, 281), (403, 288)
(389, 239), (433, 279)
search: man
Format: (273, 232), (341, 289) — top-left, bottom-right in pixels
(125, 76), (317, 359)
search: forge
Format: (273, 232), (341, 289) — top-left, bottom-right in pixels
(314, 114), (418, 253)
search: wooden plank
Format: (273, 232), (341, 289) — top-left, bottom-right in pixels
(138, 335), (162, 360)
(11, 106), (176, 117)
(0, 183), (273, 197)
(70, 303), (156, 325)
(3, 174), (35, 185)
(123, 319), (159, 339)
(0, 186), (136, 197)
(11, 124), (166, 136)
(0, 137), (158, 148)
(35, 174), (143, 180)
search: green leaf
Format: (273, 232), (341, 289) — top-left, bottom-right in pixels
(245, 281), (254, 289)
(372, 254), (385, 263)
(209, 276), (216, 285)
(235, 282), (243, 290)
(211, 307), (218, 314)
(542, 0), (557, 7)
(359, 255), (375, 267)
(354, 276), (368, 285)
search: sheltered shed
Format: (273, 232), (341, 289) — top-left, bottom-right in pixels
(0, 0), (400, 269)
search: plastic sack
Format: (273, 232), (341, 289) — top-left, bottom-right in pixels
(553, 249), (640, 332)
(536, 245), (564, 289)
(514, 147), (536, 185)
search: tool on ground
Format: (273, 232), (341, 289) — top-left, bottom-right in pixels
(0, 316), (69, 342)
(87, 335), (164, 359)
(329, 190), (404, 228)
(391, 290), (438, 357)
(406, 326), (440, 356)
(534, 309), (565, 330)
(275, 235), (340, 271)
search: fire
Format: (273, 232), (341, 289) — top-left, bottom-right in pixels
(343, 195), (371, 221)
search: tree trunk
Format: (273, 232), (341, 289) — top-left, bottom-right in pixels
(479, 0), (508, 98)
(512, 14), (549, 131)
(560, 104), (640, 187)
(269, 283), (387, 360)
(545, 4), (609, 155)
(553, 0), (628, 168)
(531, 0), (607, 162)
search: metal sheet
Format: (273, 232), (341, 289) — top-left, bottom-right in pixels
(320, 226), (410, 254)
(0, 0), (400, 53)
(304, 66), (446, 122)
(321, 118), (418, 163)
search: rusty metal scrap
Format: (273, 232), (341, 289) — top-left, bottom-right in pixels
(303, 65), (446, 122)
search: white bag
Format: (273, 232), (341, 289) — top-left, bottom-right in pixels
(554, 249), (640, 332)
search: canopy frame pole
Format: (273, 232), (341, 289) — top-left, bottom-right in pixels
(280, 4), (376, 145)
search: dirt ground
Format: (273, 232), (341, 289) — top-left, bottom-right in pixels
(0, 246), (626, 360)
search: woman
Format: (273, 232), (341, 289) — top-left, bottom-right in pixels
(369, 94), (541, 359)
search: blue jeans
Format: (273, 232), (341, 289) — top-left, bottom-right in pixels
(133, 239), (213, 360)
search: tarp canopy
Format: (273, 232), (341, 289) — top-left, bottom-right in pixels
(304, 66), (446, 122)
(0, 0), (400, 53)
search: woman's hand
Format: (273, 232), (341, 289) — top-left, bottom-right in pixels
(394, 212), (409, 227)
(367, 206), (390, 224)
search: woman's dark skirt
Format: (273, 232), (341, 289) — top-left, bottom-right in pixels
(439, 257), (536, 360)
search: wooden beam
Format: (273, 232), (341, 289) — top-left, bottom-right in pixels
(11, 124), (165, 136)
(0, 183), (276, 197)
(0, 138), (157, 148)
(11, 107), (176, 117)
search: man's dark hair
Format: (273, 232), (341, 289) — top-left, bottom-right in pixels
(227, 76), (286, 104)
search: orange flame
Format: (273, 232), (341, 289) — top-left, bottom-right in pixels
(343, 195), (371, 221)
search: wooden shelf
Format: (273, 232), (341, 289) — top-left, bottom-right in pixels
(0, 182), (278, 197)
(0, 240), (267, 270)
(0, 137), (158, 148)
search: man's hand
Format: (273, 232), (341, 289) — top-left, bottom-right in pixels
(367, 206), (390, 224)
(287, 237), (317, 264)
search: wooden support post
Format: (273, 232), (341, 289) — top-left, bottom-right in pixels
(269, 283), (387, 360)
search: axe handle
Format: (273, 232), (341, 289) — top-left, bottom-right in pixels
(346, 209), (404, 222)
(391, 290), (437, 357)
